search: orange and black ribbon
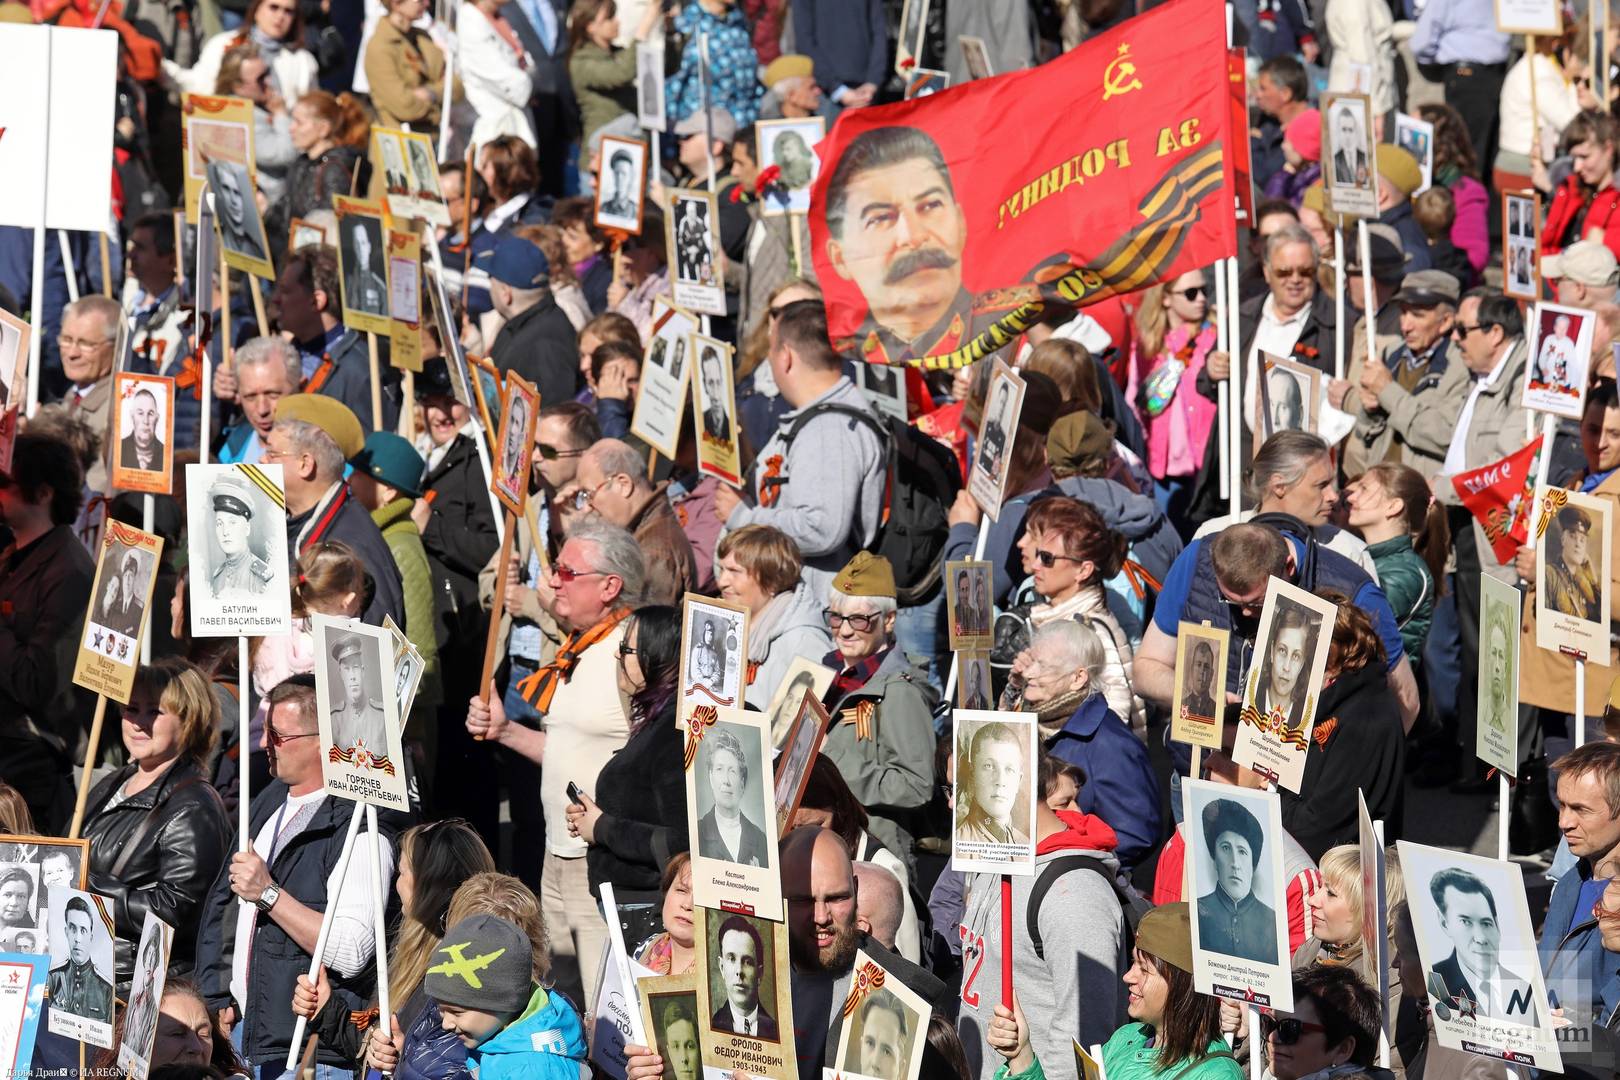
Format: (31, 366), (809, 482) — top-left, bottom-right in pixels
(515, 608), (631, 714)
(840, 960), (887, 1017)
(1238, 703), (1310, 750)
(683, 704), (719, 769)
(1536, 488), (1570, 539)
(841, 699), (876, 741)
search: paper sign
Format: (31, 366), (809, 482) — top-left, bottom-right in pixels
(968, 361), (1026, 519)
(44, 888), (117, 1048)
(387, 229), (423, 372)
(694, 904), (796, 1078)
(686, 706), (783, 919)
(1534, 486), (1612, 665)
(945, 561), (993, 652)
(1477, 574), (1523, 777)
(691, 334), (742, 487)
(184, 463), (293, 638)
(334, 196), (393, 336)
(116, 913), (173, 1080)
(1324, 93), (1379, 219)
(110, 372), (176, 495)
(630, 297), (696, 459)
(1232, 578), (1339, 792)
(667, 189), (726, 316)
(72, 522), (164, 704)
(828, 949), (931, 1080)
(0, 952), (48, 1077)
(312, 615), (410, 811)
(950, 710), (1038, 876)
(1171, 623), (1230, 750)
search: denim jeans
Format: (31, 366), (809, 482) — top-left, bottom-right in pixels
(895, 590), (946, 695)
(235, 1022), (356, 1080)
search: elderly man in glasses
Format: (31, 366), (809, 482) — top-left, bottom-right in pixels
(819, 552), (937, 880)
(564, 437), (697, 605)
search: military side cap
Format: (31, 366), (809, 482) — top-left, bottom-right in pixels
(275, 394), (365, 460)
(763, 54), (814, 90)
(1375, 143), (1422, 197)
(352, 431), (425, 499)
(1135, 902), (1194, 973)
(1046, 411), (1114, 475)
(833, 551), (896, 600)
(425, 913), (534, 1014)
(210, 471), (258, 519)
(330, 634), (365, 664)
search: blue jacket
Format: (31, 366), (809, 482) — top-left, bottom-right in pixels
(666, 2), (761, 127)
(394, 998), (472, 1080)
(1539, 859), (1620, 1031)
(1044, 694), (1161, 870)
(465, 985), (588, 1080)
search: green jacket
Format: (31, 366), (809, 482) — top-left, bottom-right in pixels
(372, 496), (443, 734)
(568, 41), (638, 147)
(1365, 534), (1434, 664)
(1101, 1024), (1241, 1080)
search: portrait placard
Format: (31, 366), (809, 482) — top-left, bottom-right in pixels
(312, 615), (408, 810)
(492, 370), (540, 517)
(904, 68), (950, 99)
(667, 189), (725, 316)
(853, 359), (907, 422)
(1356, 792), (1389, 1007)
(404, 131), (450, 226)
(1393, 113), (1434, 194)
(388, 229), (423, 372)
(181, 95), (253, 223)
(1477, 574), (1522, 777)
(1170, 623), (1230, 750)
(185, 463), (292, 637)
(679, 594), (751, 721)
(333, 196), (393, 336)
(374, 127), (414, 210)
(0, 307), (32, 468)
(1502, 190), (1541, 302)
(765, 655), (834, 750)
(1232, 578), (1338, 792)
(595, 135), (648, 236)
(895, 0), (930, 75)
(1073, 1040), (1105, 1080)
(773, 690), (831, 837)
(945, 560), (993, 652)
(694, 905), (796, 1078)
(968, 360), (1026, 519)
(1494, 0), (1561, 34)
(44, 887), (116, 1048)
(950, 709), (1037, 876)
(1397, 840), (1561, 1071)
(956, 651), (994, 710)
(110, 372), (176, 494)
(690, 334), (742, 487)
(1254, 352), (1321, 444)
(116, 912), (172, 1080)
(73, 521), (164, 704)
(1534, 486), (1612, 664)
(0, 836), (89, 957)
(686, 706), (781, 918)
(0, 951), (47, 1075)
(631, 297), (697, 459)
(636, 42), (666, 130)
(959, 34), (994, 79)
(289, 216), (330, 250)
(1323, 93), (1378, 219)
(1523, 301), (1592, 420)
(756, 118), (824, 217)
(590, 883), (654, 1079)
(1183, 778), (1293, 1012)
(830, 950), (931, 1080)
(636, 973), (700, 1080)
(384, 615), (426, 725)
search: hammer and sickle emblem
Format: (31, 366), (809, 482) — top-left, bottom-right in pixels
(1103, 42), (1143, 100)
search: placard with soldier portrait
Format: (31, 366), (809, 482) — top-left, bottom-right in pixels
(374, 127), (413, 204)
(404, 131), (450, 226)
(679, 594), (750, 719)
(691, 333), (742, 487)
(1502, 190), (1541, 302)
(968, 360), (1026, 519)
(1477, 574), (1522, 777)
(44, 887), (117, 1048)
(73, 521), (164, 704)
(756, 117), (824, 217)
(685, 706), (781, 917)
(764, 655), (834, 750)
(110, 372), (176, 494)
(1171, 622), (1230, 750)
(945, 560), (993, 651)
(1524, 301), (1592, 420)
(0, 837), (88, 956)
(185, 463), (292, 637)
(950, 709), (1037, 876)
(1534, 486), (1612, 663)
(956, 651), (994, 710)
(854, 359), (907, 423)
(384, 615), (427, 727)
(333, 196), (393, 336)
(959, 34), (994, 79)
(831, 949), (931, 1080)
(595, 135), (648, 235)
(1232, 578), (1338, 792)
(694, 905), (796, 1078)
(636, 972), (700, 1080)
(1397, 840), (1561, 1070)
(631, 297), (696, 459)
(0, 951), (47, 1077)
(667, 189), (725, 316)
(636, 42), (666, 130)
(492, 371), (540, 517)
(772, 688), (831, 836)
(1323, 93), (1378, 218)
(1254, 353), (1320, 443)
(312, 615), (409, 811)
(116, 912), (172, 1080)
(1183, 778), (1293, 1012)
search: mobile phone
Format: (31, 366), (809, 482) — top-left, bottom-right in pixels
(567, 781), (585, 806)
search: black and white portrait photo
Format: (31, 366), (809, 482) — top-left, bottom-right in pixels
(951, 711), (1037, 875)
(704, 910), (780, 1040)
(1255, 355), (1320, 439)
(638, 980), (700, 1080)
(494, 374), (539, 515)
(1250, 597), (1322, 729)
(116, 914), (171, 1080)
(118, 383), (165, 473)
(631, 298), (698, 460)
(636, 42), (665, 130)
(111, 373), (175, 495)
(206, 159), (268, 265)
(674, 198), (714, 285)
(695, 722), (769, 867)
(757, 118), (824, 216)
(0, 864), (38, 942)
(185, 463), (292, 637)
(1476, 575), (1520, 775)
(947, 561), (993, 650)
(45, 888), (116, 1048)
(696, 341), (733, 444)
(680, 599), (747, 712)
(1536, 489), (1612, 664)
(312, 615), (409, 810)
(1503, 191), (1540, 301)
(377, 130), (410, 194)
(1195, 798), (1278, 964)
(967, 363), (1026, 518)
(772, 689), (828, 827)
(0, 838), (87, 946)
(1323, 94), (1377, 217)
(835, 972), (928, 1080)
(1329, 103), (1368, 187)
(406, 135), (436, 196)
(338, 209), (390, 323)
(1232, 578), (1337, 794)
(1423, 867), (1537, 1023)
(595, 136), (648, 234)
(92, 543), (151, 640)
(958, 653), (992, 711)
(1173, 623), (1232, 752)
(854, 360), (906, 422)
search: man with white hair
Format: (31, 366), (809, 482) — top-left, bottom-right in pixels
(759, 54), (825, 119)
(58, 295), (122, 494)
(219, 337), (301, 464)
(567, 438), (696, 604)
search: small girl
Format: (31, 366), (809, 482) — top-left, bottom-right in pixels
(1264, 108), (1323, 207)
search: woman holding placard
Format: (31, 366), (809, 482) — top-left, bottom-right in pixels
(566, 0), (664, 147)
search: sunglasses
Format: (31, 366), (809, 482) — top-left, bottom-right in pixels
(536, 443), (585, 462)
(823, 609), (881, 632)
(1033, 549), (1081, 568)
(552, 561), (607, 584)
(1180, 286), (1207, 301)
(266, 724), (318, 748)
(1270, 267), (1314, 281)
(1259, 1014), (1329, 1046)
(1452, 323), (1485, 338)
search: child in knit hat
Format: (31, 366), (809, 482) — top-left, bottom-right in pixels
(1264, 108), (1323, 208)
(425, 913), (588, 1079)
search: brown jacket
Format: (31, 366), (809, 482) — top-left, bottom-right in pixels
(1520, 468), (1620, 715)
(364, 18), (447, 131)
(630, 483), (698, 605)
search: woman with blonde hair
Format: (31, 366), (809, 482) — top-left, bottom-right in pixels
(1295, 844), (1406, 971)
(1128, 268), (1216, 528)
(82, 659), (231, 986)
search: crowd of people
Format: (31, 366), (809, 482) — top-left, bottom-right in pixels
(8, 0), (1620, 1077)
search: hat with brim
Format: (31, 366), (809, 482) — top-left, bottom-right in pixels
(415, 357), (455, 399)
(330, 635), (364, 664)
(351, 431), (426, 499)
(1542, 239), (1620, 287)
(1392, 268), (1461, 308)
(209, 472), (257, 519)
(1346, 223), (1408, 282)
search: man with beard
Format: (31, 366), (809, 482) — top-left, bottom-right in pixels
(709, 914), (778, 1038)
(696, 728), (767, 866)
(120, 387), (165, 472)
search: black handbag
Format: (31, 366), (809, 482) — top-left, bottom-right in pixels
(1510, 754), (1560, 856)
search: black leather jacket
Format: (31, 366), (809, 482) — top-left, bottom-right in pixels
(83, 758), (230, 987)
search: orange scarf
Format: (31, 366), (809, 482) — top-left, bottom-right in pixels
(515, 608), (630, 713)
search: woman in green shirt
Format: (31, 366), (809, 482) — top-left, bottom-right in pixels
(566, 0), (662, 147)
(1346, 462), (1447, 667)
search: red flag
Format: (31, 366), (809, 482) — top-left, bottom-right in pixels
(807, 0), (1237, 369)
(1229, 49), (1255, 224)
(1450, 436), (1544, 563)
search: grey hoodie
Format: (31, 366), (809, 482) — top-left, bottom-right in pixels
(956, 844), (1129, 1080)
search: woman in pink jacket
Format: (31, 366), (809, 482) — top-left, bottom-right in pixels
(1127, 268), (1217, 531)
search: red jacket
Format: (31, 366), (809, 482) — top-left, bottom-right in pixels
(1541, 173), (1620, 263)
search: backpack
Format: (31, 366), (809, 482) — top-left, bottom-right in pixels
(777, 403), (961, 603)
(1026, 854), (1152, 961)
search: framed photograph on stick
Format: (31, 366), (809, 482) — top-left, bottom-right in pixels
(636, 972), (699, 1078)
(1171, 623), (1230, 750)
(691, 333), (742, 486)
(678, 593), (750, 720)
(332, 196), (393, 337)
(1523, 301), (1593, 419)
(44, 887), (118, 1047)
(0, 834), (91, 955)
(1477, 574), (1522, 777)
(764, 655), (833, 750)
(1502, 190), (1541, 301)
(631, 298), (696, 459)
(684, 705), (782, 916)
(957, 651), (993, 709)
(666, 189), (725, 316)
(0, 307), (30, 471)
(1232, 578), (1338, 792)
(110, 372), (176, 494)
(1494, 0), (1561, 34)
(635, 43), (665, 130)
(1323, 93), (1378, 218)
(387, 229), (423, 373)
(772, 690), (832, 836)
(945, 560), (993, 652)
(117, 912), (173, 1080)
(968, 360), (1026, 519)
(312, 615), (410, 812)
(491, 371), (540, 517)
(73, 522), (164, 704)
(595, 135), (648, 235)
(1534, 486), (1613, 663)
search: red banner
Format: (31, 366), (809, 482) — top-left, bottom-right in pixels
(807, 0), (1236, 369)
(1229, 49), (1255, 224)
(1450, 435), (1544, 564)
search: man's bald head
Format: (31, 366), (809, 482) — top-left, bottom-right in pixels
(782, 826), (861, 973)
(852, 861), (903, 951)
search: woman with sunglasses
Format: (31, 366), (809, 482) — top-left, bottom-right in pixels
(817, 552), (937, 892)
(167, 0), (320, 104)
(713, 525), (832, 708)
(81, 658), (231, 989)
(563, 606), (692, 903)
(1260, 966), (1386, 1080)
(1129, 269), (1218, 530)
(292, 819), (497, 1077)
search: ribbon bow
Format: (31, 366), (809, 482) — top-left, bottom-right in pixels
(840, 960), (887, 1017)
(1238, 703), (1309, 749)
(173, 351), (203, 402)
(1311, 716), (1338, 750)
(515, 609), (631, 713)
(683, 704), (719, 770)
(1535, 488), (1570, 539)
(841, 699), (876, 741)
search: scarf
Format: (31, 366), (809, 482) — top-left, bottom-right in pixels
(1032, 685), (1091, 738)
(515, 608), (630, 712)
(294, 482), (350, 553)
(248, 24), (284, 65)
(746, 588), (800, 663)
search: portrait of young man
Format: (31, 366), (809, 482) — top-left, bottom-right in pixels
(955, 721), (1029, 846)
(708, 913), (778, 1039)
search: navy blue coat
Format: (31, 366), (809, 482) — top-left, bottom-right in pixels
(1044, 694), (1161, 870)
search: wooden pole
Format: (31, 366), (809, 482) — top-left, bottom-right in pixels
(367, 332), (383, 432)
(1528, 36), (1541, 164)
(99, 232), (112, 299)
(250, 275), (270, 338)
(402, 369), (417, 442)
(68, 695), (110, 838)
(476, 509), (518, 715)
(460, 143), (475, 309)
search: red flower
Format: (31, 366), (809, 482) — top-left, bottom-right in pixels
(755, 164), (782, 195)
(1292, 343), (1320, 360)
(728, 186), (744, 203)
(899, 57), (916, 70)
